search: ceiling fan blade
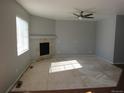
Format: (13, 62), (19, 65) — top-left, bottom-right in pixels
(80, 11), (84, 14)
(84, 16), (94, 18)
(73, 13), (80, 17)
(75, 8), (82, 12)
(84, 13), (93, 17)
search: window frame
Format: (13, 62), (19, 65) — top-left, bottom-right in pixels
(16, 16), (29, 56)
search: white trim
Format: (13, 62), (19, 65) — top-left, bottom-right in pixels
(30, 35), (57, 39)
(17, 49), (29, 56)
(5, 63), (31, 93)
(114, 62), (124, 64)
(55, 54), (96, 58)
(96, 56), (113, 64)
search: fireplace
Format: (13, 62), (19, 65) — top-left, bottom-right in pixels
(30, 35), (56, 60)
(40, 42), (49, 56)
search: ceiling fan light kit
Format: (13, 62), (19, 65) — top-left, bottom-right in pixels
(78, 16), (83, 20)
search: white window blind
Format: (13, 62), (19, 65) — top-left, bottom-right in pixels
(16, 17), (29, 56)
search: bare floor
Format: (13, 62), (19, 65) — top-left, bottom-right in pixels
(12, 55), (122, 91)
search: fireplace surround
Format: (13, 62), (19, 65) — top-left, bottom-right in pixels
(30, 35), (56, 61)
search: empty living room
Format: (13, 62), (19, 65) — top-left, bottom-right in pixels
(0, 0), (124, 93)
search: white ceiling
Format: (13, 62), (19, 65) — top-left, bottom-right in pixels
(16, 0), (124, 20)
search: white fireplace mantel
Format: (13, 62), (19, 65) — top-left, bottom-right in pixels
(30, 34), (57, 39)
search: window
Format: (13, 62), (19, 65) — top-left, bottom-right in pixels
(16, 16), (29, 56)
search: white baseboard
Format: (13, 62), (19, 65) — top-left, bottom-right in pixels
(97, 56), (124, 64)
(55, 54), (96, 58)
(96, 56), (113, 64)
(5, 63), (31, 93)
(113, 62), (124, 64)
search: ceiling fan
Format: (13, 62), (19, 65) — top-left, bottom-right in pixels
(73, 10), (94, 20)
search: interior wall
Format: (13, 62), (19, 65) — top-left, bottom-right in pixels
(114, 15), (124, 64)
(96, 16), (116, 62)
(30, 15), (56, 35)
(0, 0), (31, 93)
(30, 16), (56, 60)
(55, 20), (96, 55)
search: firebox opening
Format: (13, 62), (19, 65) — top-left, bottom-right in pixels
(40, 42), (49, 56)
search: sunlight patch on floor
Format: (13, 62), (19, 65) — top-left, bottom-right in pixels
(49, 60), (83, 73)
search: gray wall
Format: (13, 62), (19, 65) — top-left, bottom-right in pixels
(114, 15), (124, 63)
(55, 20), (96, 55)
(0, 0), (31, 93)
(30, 16), (56, 35)
(96, 16), (116, 62)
